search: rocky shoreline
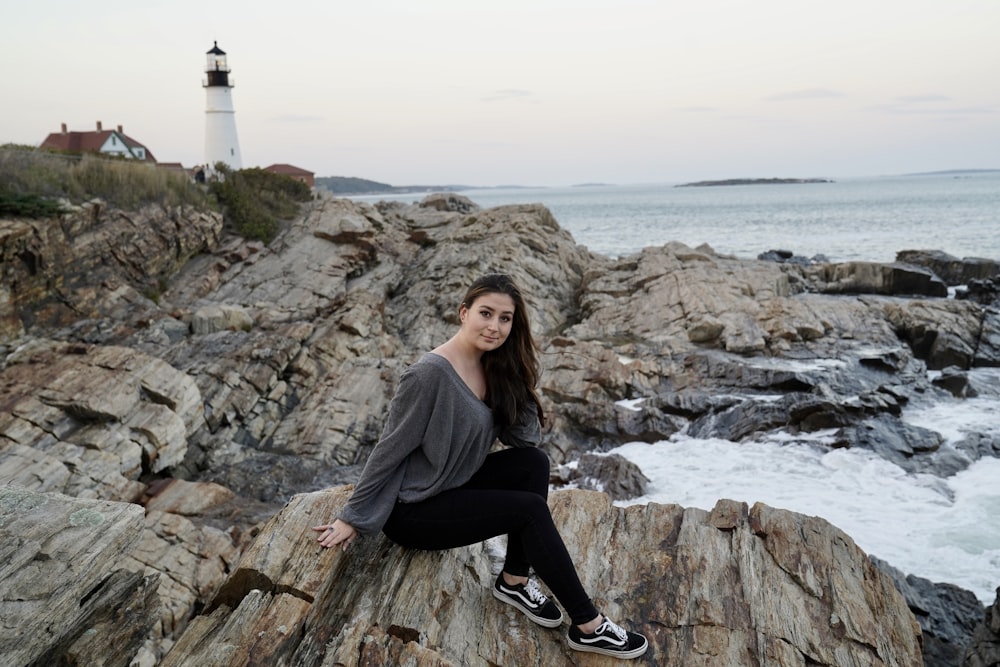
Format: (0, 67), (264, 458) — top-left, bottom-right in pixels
(1, 191), (998, 665)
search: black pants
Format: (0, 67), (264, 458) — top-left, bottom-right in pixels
(383, 447), (599, 625)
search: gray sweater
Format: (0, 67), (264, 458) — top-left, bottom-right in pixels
(338, 352), (541, 535)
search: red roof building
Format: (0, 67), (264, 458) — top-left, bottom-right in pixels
(40, 121), (157, 162)
(263, 163), (315, 188)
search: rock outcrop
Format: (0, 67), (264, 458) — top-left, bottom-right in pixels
(159, 487), (920, 667)
(2, 190), (998, 664)
(964, 588), (1000, 666)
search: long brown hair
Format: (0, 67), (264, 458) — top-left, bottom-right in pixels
(461, 274), (545, 429)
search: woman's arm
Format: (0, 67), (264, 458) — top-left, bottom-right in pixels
(497, 399), (541, 448)
(335, 364), (438, 534)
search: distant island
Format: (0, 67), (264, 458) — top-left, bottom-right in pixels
(313, 176), (540, 196)
(676, 178), (834, 187)
(314, 176), (475, 196)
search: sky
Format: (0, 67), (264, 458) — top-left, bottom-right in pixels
(2, 0), (998, 186)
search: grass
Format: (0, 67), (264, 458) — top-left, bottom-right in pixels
(0, 144), (215, 215)
(1, 145), (312, 244)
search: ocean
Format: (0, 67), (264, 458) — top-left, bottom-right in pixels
(352, 173), (1000, 604)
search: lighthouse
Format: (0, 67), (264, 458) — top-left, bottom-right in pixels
(203, 41), (243, 170)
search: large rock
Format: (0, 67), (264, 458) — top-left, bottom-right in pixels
(808, 260), (948, 297)
(0, 487), (160, 667)
(896, 249), (1000, 286)
(159, 487), (921, 667)
(964, 588), (1000, 666)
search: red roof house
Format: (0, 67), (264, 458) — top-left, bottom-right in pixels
(40, 121), (157, 162)
(263, 163), (315, 188)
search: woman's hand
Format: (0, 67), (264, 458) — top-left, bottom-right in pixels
(312, 518), (357, 551)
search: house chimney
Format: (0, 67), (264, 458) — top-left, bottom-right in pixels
(61, 123), (67, 133)
(117, 125), (123, 133)
(96, 121), (103, 131)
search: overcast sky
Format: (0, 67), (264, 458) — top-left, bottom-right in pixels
(3, 0), (998, 186)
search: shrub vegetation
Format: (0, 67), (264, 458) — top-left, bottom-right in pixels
(208, 164), (312, 243)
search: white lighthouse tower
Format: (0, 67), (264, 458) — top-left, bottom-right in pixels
(203, 41), (243, 170)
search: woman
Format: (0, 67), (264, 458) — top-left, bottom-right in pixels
(312, 274), (648, 659)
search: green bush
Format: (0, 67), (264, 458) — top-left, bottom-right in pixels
(208, 164), (311, 243)
(0, 144), (215, 214)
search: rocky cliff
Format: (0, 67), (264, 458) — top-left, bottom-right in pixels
(2, 191), (998, 666)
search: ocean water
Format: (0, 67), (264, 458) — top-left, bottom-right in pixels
(360, 172), (1000, 263)
(611, 367), (1000, 605)
(354, 174), (1000, 604)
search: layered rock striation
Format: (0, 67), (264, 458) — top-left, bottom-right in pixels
(2, 190), (998, 665)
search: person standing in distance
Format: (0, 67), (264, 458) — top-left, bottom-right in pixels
(313, 273), (648, 659)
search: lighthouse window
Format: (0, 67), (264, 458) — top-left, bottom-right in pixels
(230, 148), (235, 156)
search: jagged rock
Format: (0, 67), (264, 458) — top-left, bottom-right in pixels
(873, 556), (986, 667)
(0, 487), (160, 667)
(956, 277), (1000, 306)
(896, 249), (999, 286)
(418, 192), (480, 213)
(0, 203), (222, 334)
(933, 366), (978, 398)
(808, 261), (948, 297)
(963, 588), (1000, 666)
(553, 452), (650, 500)
(5, 190), (1000, 664)
(124, 509), (240, 640)
(191, 304), (253, 334)
(159, 488), (921, 666)
(142, 478), (236, 516)
(885, 298), (1000, 369)
(0, 342), (202, 498)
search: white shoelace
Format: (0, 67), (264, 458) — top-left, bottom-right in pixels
(596, 617), (628, 641)
(523, 578), (548, 604)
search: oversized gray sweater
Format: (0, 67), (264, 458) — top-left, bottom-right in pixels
(338, 352), (541, 535)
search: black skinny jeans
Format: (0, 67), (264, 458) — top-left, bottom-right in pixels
(383, 447), (599, 625)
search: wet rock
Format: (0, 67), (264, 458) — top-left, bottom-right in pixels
(873, 556), (986, 667)
(963, 587), (1000, 667)
(933, 366), (979, 398)
(554, 452), (650, 500)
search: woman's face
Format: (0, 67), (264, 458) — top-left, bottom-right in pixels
(460, 292), (516, 353)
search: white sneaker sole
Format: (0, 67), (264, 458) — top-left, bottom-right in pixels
(568, 638), (649, 659)
(492, 587), (564, 628)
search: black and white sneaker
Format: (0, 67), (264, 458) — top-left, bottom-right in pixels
(492, 573), (564, 628)
(568, 616), (648, 659)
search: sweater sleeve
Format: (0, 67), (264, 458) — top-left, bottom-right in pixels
(338, 365), (437, 535)
(497, 399), (541, 448)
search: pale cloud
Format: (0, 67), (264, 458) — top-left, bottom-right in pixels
(766, 88), (845, 102)
(678, 106), (717, 113)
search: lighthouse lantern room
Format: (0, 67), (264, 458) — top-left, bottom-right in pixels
(203, 41), (243, 171)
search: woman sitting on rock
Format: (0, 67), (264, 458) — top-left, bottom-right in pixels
(312, 273), (648, 660)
